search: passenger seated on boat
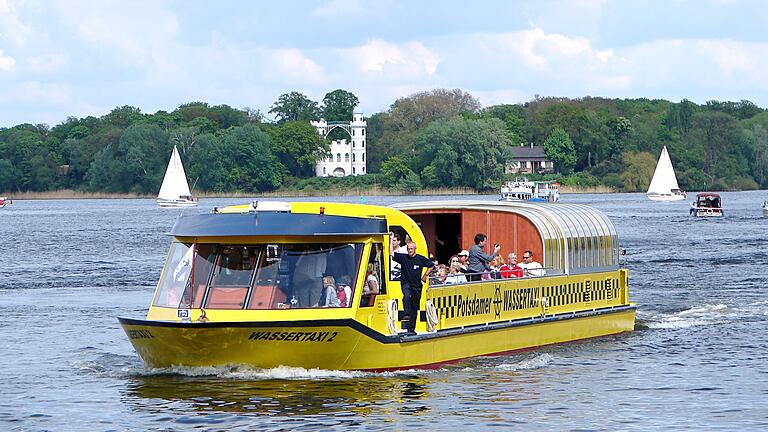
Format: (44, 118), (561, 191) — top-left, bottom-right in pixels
(499, 253), (523, 278)
(361, 263), (380, 306)
(518, 250), (545, 277)
(337, 275), (353, 307)
(429, 264), (448, 285)
(445, 259), (468, 284)
(482, 256), (501, 280)
(457, 250), (470, 274)
(319, 276), (340, 307)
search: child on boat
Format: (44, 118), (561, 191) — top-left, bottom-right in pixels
(337, 275), (353, 307)
(320, 276), (340, 307)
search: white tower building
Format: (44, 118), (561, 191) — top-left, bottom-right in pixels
(311, 113), (367, 177)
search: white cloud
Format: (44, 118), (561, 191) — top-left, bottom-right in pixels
(0, 0), (37, 46)
(621, 38), (768, 96)
(696, 39), (754, 77)
(0, 48), (14, 70)
(339, 39), (440, 80)
(54, 1), (179, 69)
(270, 48), (326, 85)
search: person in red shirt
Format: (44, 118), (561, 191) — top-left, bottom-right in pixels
(499, 252), (523, 278)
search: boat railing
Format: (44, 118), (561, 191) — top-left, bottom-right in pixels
(429, 267), (554, 287)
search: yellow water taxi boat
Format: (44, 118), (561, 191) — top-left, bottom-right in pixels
(119, 200), (636, 371)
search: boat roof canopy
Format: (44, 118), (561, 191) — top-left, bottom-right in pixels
(393, 200), (620, 274)
(695, 193), (721, 198)
(170, 212), (388, 238)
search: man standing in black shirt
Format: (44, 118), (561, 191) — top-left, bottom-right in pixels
(390, 233), (434, 335)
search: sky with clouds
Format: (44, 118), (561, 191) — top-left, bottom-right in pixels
(2, 0), (768, 127)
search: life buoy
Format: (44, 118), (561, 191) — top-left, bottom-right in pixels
(387, 299), (399, 335)
(425, 300), (439, 332)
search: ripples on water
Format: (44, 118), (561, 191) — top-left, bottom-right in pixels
(1, 193), (768, 430)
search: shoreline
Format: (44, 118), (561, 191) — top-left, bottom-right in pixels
(2, 185), (615, 200)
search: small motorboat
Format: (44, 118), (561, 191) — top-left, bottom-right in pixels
(762, 201), (768, 218)
(690, 193), (723, 217)
(0, 196), (11, 208)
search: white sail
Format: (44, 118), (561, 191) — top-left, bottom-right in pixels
(157, 146), (197, 207)
(647, 146), (685, 201)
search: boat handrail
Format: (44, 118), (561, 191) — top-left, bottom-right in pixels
(429, 268), (554, 287)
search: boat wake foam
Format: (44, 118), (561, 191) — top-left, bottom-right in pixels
(496, 353), (553, 371)
(640, 302), (768, 329)
(135, 364), (441, 379)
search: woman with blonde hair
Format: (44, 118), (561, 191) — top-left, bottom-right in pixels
(361, 262), (380, 306)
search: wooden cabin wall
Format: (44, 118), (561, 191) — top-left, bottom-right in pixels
(462, 210), (542, 262)
(410, 214), (437, 255)
(404, 209), (543, 264)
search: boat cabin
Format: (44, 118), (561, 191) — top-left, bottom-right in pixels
(690, 193), (723, 217)
(395, 201), (619, 276)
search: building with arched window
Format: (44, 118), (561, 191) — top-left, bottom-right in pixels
(311, 113), (367, 177)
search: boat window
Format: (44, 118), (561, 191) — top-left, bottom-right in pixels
(154, 241), (194, 308)
(180, 244), (217, 308)
(247, 242), (364, 310)
(361, 243), (385, 307)
(205, 246), (259, 309)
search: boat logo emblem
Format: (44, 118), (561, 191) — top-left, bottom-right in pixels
(493, 286), (502, 319)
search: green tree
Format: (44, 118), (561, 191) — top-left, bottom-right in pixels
(380, 156), (418, 188)
(0, 159), (20, 191)
(220, 124), (285, 191)
(606, 116), (632, 159)
(543, 127), (576, 174)
(414, 118), (512, 190)
(619, 151), (656, 191)
(103, 106), (145, 128)
(321, 89), (359, 122)
(269, 92), (320, 123)
(267, 121), (329, 177)
(481, 104), (527, 143)
(388, 88), (481, 131)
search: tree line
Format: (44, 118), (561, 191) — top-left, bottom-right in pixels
(2, 88), (768, 195)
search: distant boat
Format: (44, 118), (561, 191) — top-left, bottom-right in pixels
(500, 177), (560, 202)
(762, 200), (768, 218)
(690, 193), (723, 217)
(157, 146), (198, 208)
(0, 196), (11, 208)
(647, 146), (686, 201)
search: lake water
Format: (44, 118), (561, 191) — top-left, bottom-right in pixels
(1, 192), (767, 431)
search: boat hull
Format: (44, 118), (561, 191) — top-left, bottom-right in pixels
(157, 199), (198, 208)
(646, 193), (686, 202)
(691, 208), (723, 217)
(119, 306), (636, 371)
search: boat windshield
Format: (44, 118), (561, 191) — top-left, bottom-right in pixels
(154, 241), (364, 310)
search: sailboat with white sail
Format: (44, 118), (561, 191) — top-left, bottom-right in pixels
(157, 145), (198, 208)
(647, 146), (686, 201)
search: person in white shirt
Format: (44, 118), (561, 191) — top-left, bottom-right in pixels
(517, 250), (545, 277)
(294, 248), (327, 307)
(445, 258), (468, 284)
